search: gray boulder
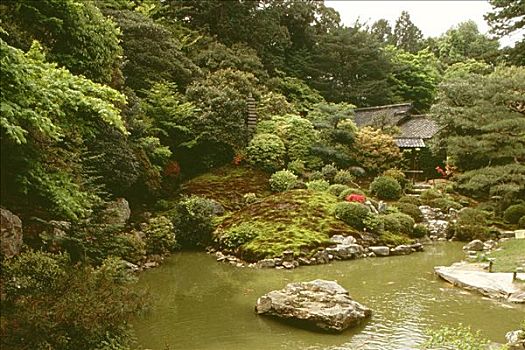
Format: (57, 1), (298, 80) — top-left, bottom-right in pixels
(369, 246), (390, 257)
(463, 239), (484, 251)
(1, 208), (23, 258)
(391, 245), (412, 255)
(330, 235), (356, 245)
(103, 198), (131, 225)
(506, 330), (525, 350)
(255, 279), (371, 332)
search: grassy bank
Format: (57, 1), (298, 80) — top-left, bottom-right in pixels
(486, 239), (525, 273)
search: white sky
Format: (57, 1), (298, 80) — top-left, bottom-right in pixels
(325, 1), (523, 47)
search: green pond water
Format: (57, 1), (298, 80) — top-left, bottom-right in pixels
(133, 243), (524, 350)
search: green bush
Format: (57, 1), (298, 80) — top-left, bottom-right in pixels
(457, 208), (488, 226)
(220, 223), (260, 249)
(143, 216), (177, 255)
(333, 169), (355, 185)
(308, 171), (324, 181)
(287, 159), (306, 176)
(172, 196), (216, 248)
(334, 202), (370, 229)
(339, 188), (366, 199)
(449, 224), (491, 241)
(383, 213), (415, 235)
(428, 198), (463, 211)
(363, 213), (385, 234)
(306, 179), (330, 191)
(382, 168), (407, 188)
(423, 324), (490, 350)
(370, 176), (402, 200)
(411, 224), (430, 238)
(246, 133), (286, 171)
(503, 203), (525, 224)
(269, 170), (298, 192)
(1, 252), (144, 350)
(381, 214), (402, 233)
(321, 164), (338, 182)
(398, 196), (422, 206)
(379, 231), (412, 246)
(392, 202), (423, 222)
(420, 188), (443, 201)
(328, 184), (350, 197)
(519, 216), (525, 229)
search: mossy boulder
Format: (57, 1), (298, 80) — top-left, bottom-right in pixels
(215, 190), (360, 261)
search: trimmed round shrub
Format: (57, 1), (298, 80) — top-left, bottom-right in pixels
(269, 170), (298, 192)
(503, 203), (525, 224)
(334, 202), (370, 229)
(363, 213), (384, 233)
(172, 196), (216, 248)
(306, 179), (330, 191)
(333, 169), (355, 185)
(328, 184), (350, 197)
(457, 208), (488, 226)
(339, 188), (366, 199)
(411, 224), (429, 238)
(143, 215), (177, 255)
(518, 216), (525, 229)
(308, 171), (324, 181)
(448, 223), (491, 241)
(393, 202), (423, 222)
(382, 168), (407, 188)
(220, 223), (260, 250)
(383, 213), (415, 235)
(321, 164), (338, 183)
(420, 188), (443, 201)
(399, 196), (422, 206)
(370, 175), (402, 200)
(246, 133), (286, 171)
(429, 198), (463, 211)
(287, 159), (306, 176)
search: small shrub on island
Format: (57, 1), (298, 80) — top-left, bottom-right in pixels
(428, 198), (463, 211)
(334, 202), (370, 229)
(220, 222), (260, 250)
(370, 175), (402, 200)
(328, 184), (350, 197)
(382, 168), (407, 188)
(393, 202), (423, 222)
(420, 188), (443, 201)
(246, 133), (286, 172)
(503, 203), (525, 224)
(333, 169), (355, 185)
(306, 179), (330, 191)
(398, 196), (422, 206)
(269, 170), (298, 192)
(411, 224), (429, 238)
(171, 196), (217, 248)
(143, 215), (177, 255)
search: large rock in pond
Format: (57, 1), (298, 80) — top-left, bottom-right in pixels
(369, 246), (390, 257)
(255, 279), (371, 332)
(463, 239), (484, 251)
(1, 208), (23, 258)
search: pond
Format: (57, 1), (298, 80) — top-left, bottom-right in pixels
(133, 243), (524, 350)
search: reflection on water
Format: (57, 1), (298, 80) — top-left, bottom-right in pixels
(133, 243), (524, 350)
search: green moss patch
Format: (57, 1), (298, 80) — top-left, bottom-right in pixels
(215, 190), (360, 261)
(181, 165), (271, 211)
(485, 239), (525, 273)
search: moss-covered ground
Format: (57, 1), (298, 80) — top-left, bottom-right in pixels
(215, 189), (362, 261)
(485, 239), (525, 273)
(181, 165), (271, 211)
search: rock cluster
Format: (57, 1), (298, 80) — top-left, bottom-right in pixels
(506, 330), (525, 350)
(0, 208), (23, 258)
(419, 205), (450, 239)
(255, 279), (371, 332)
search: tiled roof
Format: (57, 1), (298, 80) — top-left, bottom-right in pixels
(353, 103), (412, 128)
(398, 115), (439, 139)
(394, 138), (426, 148)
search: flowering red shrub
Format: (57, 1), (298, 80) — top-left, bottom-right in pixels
(345, 194), (366, 203)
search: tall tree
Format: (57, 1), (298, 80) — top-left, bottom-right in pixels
(392, 11), (424, 53)
(310, 26), (392, 106)
(436, 21), (500, 65)
(485, 0), (525, 36)
(370, 19), (394, 45)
